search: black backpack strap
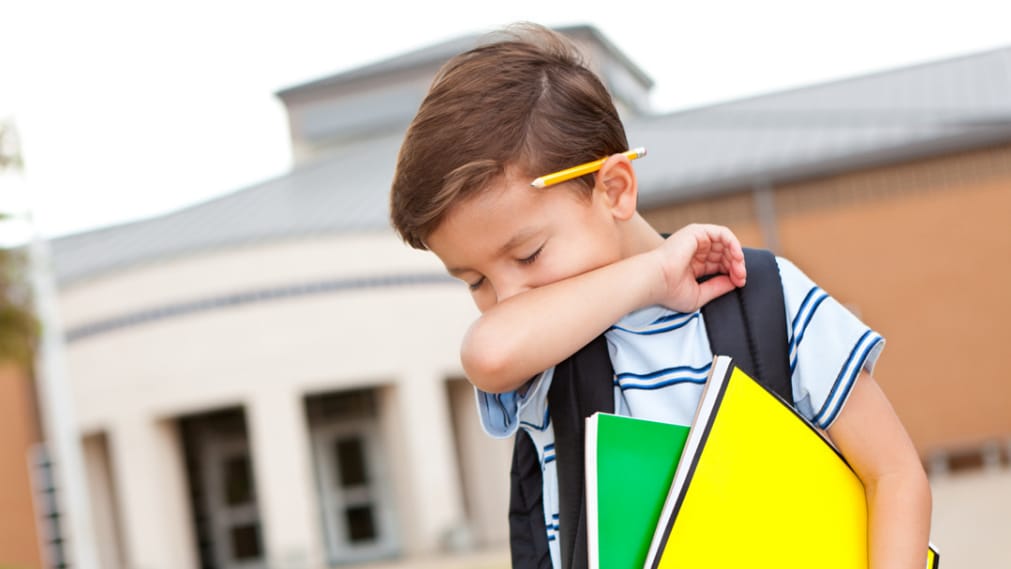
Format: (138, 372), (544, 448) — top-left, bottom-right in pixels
(548, 334), (614, 569)
(508, 334), (613, 569)
(701, 247), (792, 401)
(509, 430), (552, 569)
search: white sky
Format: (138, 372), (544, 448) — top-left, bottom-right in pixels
(1, 0), (1009, 240)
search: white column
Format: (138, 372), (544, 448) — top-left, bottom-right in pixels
(108, 415), (197, 569)
(81, 434), (126, 569)
(246, 386), (324, 569)
(396, 370), (467, 553)
(29, 222), (101, 569)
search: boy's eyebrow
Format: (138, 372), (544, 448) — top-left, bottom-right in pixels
(445, 227), (541, 276)
(498, 226), (540, 255)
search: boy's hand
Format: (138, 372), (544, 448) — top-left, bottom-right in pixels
(651, 224), (747, 313)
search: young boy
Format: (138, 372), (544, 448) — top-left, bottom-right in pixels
(390, 23), (930, 569)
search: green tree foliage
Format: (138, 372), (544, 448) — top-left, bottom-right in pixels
(0, 121), (39, 370)
(0, 247), (38, 370)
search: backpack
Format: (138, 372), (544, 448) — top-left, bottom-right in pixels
(508, 247), (792, 569)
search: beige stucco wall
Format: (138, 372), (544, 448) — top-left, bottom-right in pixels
(447, 378), (513, 549)
(61, 231), (515, 569)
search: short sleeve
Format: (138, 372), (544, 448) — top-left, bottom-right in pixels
(474, 367), (554, 438)
(778, 257), (884, 430)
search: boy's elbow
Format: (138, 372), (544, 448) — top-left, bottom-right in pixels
(898, 444), (931, 502)
(462, 349), (511, 393)
(908, 460), (932, 512)
(461, 321), (517, 394)
(867, 454), (932, 515)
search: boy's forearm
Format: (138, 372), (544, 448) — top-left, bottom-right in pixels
(866, 468), (932, 569)
(461, 251), (663, 393)
(828, 373), (933, 569)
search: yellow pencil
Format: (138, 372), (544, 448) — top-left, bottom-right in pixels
(529, 147), (647, 188)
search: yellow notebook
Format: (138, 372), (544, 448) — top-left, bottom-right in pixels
(644, 355), (939, 569)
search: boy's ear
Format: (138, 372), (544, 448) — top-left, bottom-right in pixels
(595, 153), (639, 221)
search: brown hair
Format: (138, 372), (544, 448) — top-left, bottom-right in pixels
(389, 23), (629, 250)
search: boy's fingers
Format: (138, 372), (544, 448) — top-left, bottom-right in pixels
(730, 256), (747, 287)
(704, 226), (746, 286)
(695, 250), (747, 286)
(697, 274), (736, 307)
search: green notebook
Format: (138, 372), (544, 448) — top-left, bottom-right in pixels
(585, 412), (690, 569)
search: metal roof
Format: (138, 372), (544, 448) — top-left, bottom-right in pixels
(630, 45), (1011, 206)
(52, 43), (1011, 285)
(51, 134), (399, 284)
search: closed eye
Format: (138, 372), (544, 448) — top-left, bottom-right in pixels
(468, 276), (486, 291)
(518, 245), (544, 265)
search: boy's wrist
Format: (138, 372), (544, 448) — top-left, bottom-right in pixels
(603, 249), (668, 312)
(640, 247), (670, 309)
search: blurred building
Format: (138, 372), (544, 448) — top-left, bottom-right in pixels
(46, 26), (1010, 569)
(0, 361), (46, 569)
(2, 123), (67, 569)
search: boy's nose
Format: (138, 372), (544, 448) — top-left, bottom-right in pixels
(495, 280), (530, 305)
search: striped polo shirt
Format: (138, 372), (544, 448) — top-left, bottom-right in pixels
(475, 256), (884, 569)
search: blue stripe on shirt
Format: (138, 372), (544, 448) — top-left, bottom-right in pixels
(520, 408), (550, 431)
(546, 514), (560, 541)
(791, 287), (823, 335)
(789, 287), (829, 373)
(815, 330), (882, 428)
(610, 312), (700, 335)
(543, 443), (556, 464)
(614, 362), (712, 391)
(650, 311), (695, 325)
(615, 363), (711, 381)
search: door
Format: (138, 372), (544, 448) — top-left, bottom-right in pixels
(201, 435), (265, 569)
(312, 421), (397, 564)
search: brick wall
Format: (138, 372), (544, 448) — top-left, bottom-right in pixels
(644, 143), (1011, 458)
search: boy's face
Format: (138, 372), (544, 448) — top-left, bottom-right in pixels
(426, 167), (626, 313)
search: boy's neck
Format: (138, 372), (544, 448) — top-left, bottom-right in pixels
(619, 214), (666, 258)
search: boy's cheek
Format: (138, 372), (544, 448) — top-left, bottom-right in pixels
(539, 258), (606, 286)
(472, 289), (495, 314)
